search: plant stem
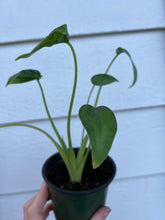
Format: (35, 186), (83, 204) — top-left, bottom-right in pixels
(94, 86), (102, 107)
(87, 85), (95, 104)
(84, 144), (91, 161)
(37, 80), (67, 151)
(0, 123), (62, 152)
(94, 54), (118, 107)
(67, 42), (78, 152)
(105, 54), (118, 75)
(75, 144), (91, 182)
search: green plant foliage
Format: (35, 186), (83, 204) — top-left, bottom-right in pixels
(116, 47), (137, 88)
(1, 24), (138, 183)
(6, 69), (42, 86)
(91, 74), (119, 86)
(15, 24), (69, 61)
(79, 104), (117, 169)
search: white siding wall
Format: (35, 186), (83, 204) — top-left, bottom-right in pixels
(0, 1), (165, 219)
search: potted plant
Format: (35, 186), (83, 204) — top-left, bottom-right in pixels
(1, 24), (137, 220)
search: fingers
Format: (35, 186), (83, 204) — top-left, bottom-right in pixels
(90, 207), (111, 220)
(24, 194), (38, 209)
(42, 203), (54, 219)
(32, 182), (50, 211)
(24, 182), (52, 220)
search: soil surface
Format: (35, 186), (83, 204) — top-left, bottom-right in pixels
(47, 153), (114, 191)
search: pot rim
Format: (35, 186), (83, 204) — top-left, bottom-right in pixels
(42, 151), (116, 195)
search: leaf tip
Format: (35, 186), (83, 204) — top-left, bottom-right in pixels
(15, 55), (21, 61)
(92, 159), (100, 169)
(128, 84), (133, 89)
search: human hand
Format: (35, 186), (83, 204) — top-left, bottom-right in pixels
(90, 206), (111, 220)
(23, 182), (53, 220)
(24, 182), (111, 220)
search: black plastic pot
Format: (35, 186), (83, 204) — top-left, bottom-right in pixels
(42, 149), (116, 220)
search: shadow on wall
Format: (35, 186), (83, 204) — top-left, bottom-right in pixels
(163, 0), (165, 48)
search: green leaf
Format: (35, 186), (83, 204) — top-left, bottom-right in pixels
(91, 74), (119, 86)
(116, 47), (137, 88)
(15, 24), (69, 60)
(6, 69), (42, 86)
(79, 104), (117, 169)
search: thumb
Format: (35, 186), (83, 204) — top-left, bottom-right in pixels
(90, 206), (111, 220)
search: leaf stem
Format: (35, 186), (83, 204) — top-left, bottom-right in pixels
(105, 54), (118, 75)
(67, 42), (78, 153)
(37, 80), (67, 151)
(87, 85), (95, 104)
(84, 144), (91, 161)
(94, 54), (118, 107)
(94, 86), (102, 107)
(0, 123), (62, 151)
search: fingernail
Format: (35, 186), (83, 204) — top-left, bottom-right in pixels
(103, 207), (111, 217)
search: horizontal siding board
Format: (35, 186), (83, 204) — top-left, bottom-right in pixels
(0, 191), (55, 220)
(0, 106), (165, 194)
(0, 174), (165, 220)
(0, 31), (165, 123)
(0, 0), (165, 43)
(108, 174), (165, 220)
(0, 1), (164, 219)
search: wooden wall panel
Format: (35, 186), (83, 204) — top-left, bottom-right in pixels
(0, 0), (165, 43)
(0, 106), (164, 194)
(0, 31), (165, 123)
(0, 174), (164, 220)
(0, 0), (164, 219)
